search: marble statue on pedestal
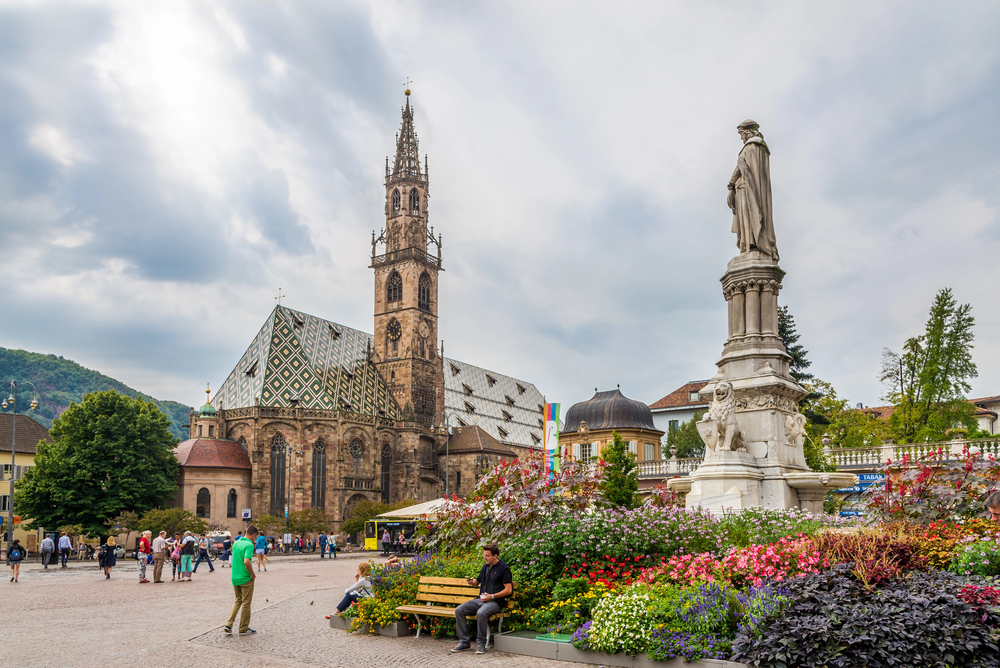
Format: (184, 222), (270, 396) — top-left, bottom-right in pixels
(727, 120), (779, 263)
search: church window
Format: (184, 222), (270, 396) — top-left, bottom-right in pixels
(486, 374), (496, 387)
(196, 488), (211, 518)
(381, 444), (392, 504)
(455, 471), (461, 490)
(391, 189), (400, 214)
(270, 433), (287, 516)
(391, 371), (395, 381)
(463, 384), (473, 396)
(418, 272), (431, 311)
(502, 410), (512, 421)
(516, 383), (526, 395)
(237, 436), (248, 451)
(420, 339), (425, 357)
(498, 426), (508, 439)
(504, 395), (515, 407)
(409, 188), (420, 214)
(227, 489), (237, 518)
(312, 438), (327, 509)
(208, 425), (214, 438)
(386, 271), (403, 303)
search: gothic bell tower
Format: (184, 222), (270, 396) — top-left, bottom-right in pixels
(371, 89), (444, 425)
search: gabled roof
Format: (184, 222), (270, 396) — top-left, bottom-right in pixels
(0, 414), (48, 454)
(649, 381), (710, 411)
(444, 358), (544, 450)
(445, 425), (517, 456)
(175, 438), (252, 470)
(972, 395), (1000, 407)
(212, 306), (399, 420)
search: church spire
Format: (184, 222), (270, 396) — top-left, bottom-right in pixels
(391, 91), (423, 181)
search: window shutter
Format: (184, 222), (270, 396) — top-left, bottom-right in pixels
(628, 441), (637, 456)
(573, 443), (581, 460)
(592, 442), (600, 461)
(13, 465), (21, 480)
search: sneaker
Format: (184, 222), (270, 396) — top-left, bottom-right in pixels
(223, 626), (232, 635)
(476, 646), (486, 655)
(139, 579), (150, 583)
(239, 628), (257, 636)
(450, 643), (471, 653)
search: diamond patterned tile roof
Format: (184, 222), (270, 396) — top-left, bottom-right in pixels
(443, 357), (544, 450)
(212, 306), (399, 420)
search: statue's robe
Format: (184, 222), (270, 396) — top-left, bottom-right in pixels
(729, 137), (779, 263)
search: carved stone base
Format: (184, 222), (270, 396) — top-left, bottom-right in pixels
(684, 451), (764, 514)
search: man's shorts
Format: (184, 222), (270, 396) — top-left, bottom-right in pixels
(255, 548), (266, 555)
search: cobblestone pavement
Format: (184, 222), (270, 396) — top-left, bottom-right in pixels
(4, 552), (583, 668)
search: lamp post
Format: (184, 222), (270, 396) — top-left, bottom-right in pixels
(432, 411), (458, 498)
(2, 381), (38, 556)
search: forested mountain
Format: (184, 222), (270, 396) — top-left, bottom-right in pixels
(0, 347), (192, 441)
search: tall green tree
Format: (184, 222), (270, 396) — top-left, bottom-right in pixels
(105, 510), (142, 549)
(288, 508), (334, 536)
(778, 305), (813, 383)
(600, 432), (640, 509)
(14, 390), (180, 536)
(136, 507), (207, 537)
(666, 410), (707, 458)
(880, 288), (978, 443)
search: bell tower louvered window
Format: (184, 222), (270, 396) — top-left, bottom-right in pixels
(386, 271), (402, 303)
(418, 272), (431, 311)
(409, 188), (420, 214)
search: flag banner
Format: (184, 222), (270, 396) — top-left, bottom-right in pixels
(544, 403), (561, 474)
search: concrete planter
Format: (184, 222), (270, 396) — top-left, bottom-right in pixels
(328, 615), (410, 637)
(493, 633), (747, 668)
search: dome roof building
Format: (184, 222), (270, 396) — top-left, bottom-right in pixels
(559, 387), (665, 471)
(563, 388), (657, 433)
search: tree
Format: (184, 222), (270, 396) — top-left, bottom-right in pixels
(105, 510), (141, 550)
(778, 305), (814, 383)
(14, 390), (180, 536)
(254, 514), (284, 538)
(288, 508), (334, 536)
(600, 432), (640, 509)
(339, 499), (416, 537)
(136, 507), (207, 537)
(666, 410), (707, 458)
(880, 288), (978, 443)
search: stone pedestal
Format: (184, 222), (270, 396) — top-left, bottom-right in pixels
(680, 252), (838, 513)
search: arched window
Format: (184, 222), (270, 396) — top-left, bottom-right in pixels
(311, 438), (327, 509)
(196, 488), (211, 518)
(418, 272), (431, 311)
(270, 433), (287, 517)
(409, 188), (420, 214)
(237, 436), (248, 451)
(391, 189), (400, 214)
(227, 489), (237, 518)
(386, 271), (402, 303)
(381, 443), (392, 504)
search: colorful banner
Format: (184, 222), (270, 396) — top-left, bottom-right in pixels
(543, 403), (561, 474)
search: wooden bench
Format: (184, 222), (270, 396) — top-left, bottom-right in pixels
(395, 576), (517, 646)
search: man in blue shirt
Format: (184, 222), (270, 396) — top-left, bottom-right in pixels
(318, 532), (328, 559)
(58, 533), (72, 568)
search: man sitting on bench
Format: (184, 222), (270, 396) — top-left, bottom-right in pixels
(451, 543), (513, 655)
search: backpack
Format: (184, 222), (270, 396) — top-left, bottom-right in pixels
(10, 547), (22, 560)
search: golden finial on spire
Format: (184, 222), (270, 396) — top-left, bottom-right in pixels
(206, 384), (211, 402)
(404, 76), (412, 96)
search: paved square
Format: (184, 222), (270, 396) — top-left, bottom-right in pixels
(4, 552), (582, 668)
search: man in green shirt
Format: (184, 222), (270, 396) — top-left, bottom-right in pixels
(224, 525), (259, 635)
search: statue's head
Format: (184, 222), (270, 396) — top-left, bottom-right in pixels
(737, 119), (761, 142)
(714, 382), (732, 401)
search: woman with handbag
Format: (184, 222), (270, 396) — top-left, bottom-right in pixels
(169, 534), (182, 581)
(137, 530), (152, 583)
(101, 537), (118, 580)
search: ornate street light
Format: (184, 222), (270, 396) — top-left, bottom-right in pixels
(2, 380), (38, 556)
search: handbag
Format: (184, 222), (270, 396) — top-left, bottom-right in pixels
(146, 553), (154, 565)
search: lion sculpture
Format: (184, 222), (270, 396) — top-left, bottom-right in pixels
(700, 381), (746, 452)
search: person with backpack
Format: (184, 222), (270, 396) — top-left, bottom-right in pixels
(179, 531), (196, 581)
(193, 533), (215, 573)
(100, 537), (118, 580)
(254, 532), (268, 572)
(8, 539), (25, 582)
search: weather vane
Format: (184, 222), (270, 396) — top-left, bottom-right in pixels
(275, 288), (286, 305)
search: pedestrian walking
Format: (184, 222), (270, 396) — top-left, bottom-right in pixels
(329, 532), (338, 559)
(40, 535), (55, 568)
(224, 524), (259, 636)
(221, 534), (233, 568)
(7, 539), (25, 582)
(344, 535), (351, 552)
(151, 531), (167, 583)
(381, 529), (390, 555)
(100, 537), (118, 580)
(137, 530), (152, 583)
(255, 533), (268, 572)
(333, 562), (372, 615)
(193, 532), (215, 573)
(58, 533), (72, 568)
(318, 532), (328, 559)
(179, 531), (196, 581)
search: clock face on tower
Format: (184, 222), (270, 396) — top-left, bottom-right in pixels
(387, 319), (402, 341)
(418, 320), (429, 338)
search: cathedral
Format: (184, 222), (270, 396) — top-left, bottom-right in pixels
(174, 92), (546, 535)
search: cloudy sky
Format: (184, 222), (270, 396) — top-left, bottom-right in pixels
(1, 1), (999, 412)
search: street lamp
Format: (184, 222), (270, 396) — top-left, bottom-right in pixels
(432, 411), (459, 498)
(2, 380), (38, 556)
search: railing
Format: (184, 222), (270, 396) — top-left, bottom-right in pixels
(637, 458), (702, 478)
(220, 407), (397, 430)
(826, 437), (1000, 470)
(370, 246), (441, 269)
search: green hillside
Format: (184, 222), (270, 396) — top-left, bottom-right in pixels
(0, 347), (192, 441)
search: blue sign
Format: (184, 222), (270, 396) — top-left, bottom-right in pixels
(840, 510), (865, 517)
(858, 473), (885, 481)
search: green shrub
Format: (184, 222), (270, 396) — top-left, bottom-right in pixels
(586, 583), (655, 656)
(949, 536), (1000, 576)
